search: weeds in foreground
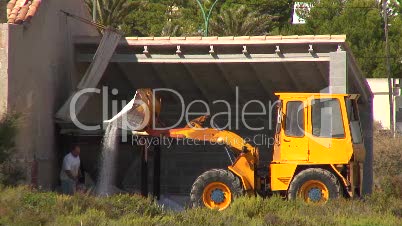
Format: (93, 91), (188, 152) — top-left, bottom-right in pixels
(0, 186), (400, 226)
(0, 113), (24, 186)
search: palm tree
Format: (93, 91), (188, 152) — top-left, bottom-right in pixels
(161, 21), (180, 36)
(209, 6), (275, 36)
(85, 0), (142, 29)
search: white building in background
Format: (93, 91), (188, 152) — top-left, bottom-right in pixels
(292, 2), (312, 24)
(367, 78), (402, 131)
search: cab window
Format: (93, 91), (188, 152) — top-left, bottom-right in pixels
(346, 98), (363, 144)
(311, 98), (345, 138)
(285, 101), (304, 137)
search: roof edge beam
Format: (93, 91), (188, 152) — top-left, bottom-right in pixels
(74, 35), (346, 46)
(77, 53), (330, 63)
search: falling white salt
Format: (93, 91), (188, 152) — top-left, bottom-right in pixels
(96, 122), (119, 196)
(96, 91), (146, 196)
(103, 93), (145, 130)
(104, 97), (135, 125)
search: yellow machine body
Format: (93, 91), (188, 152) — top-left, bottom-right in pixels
(127, 90), (366, 203)
(270, 93), (365, 197)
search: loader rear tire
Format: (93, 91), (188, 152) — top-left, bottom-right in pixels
(190, 169), (243, 210)
(288, 168), (341, 203)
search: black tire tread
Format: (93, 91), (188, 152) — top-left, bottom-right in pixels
(288, 168), (341, 200)
(190, 168), (243, 208)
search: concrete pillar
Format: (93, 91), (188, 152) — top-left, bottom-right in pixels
(0, 24), (8, 117)
(359, 99), (374, 194)
(153, 144), (161, 200)
(140, 145), (148, 196)
(329, 51), (347, 93)
(330, 50), (373, 194)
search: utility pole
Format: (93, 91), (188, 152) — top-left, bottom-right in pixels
(195, 0), (220, 36)
(383, 0), (394, 136)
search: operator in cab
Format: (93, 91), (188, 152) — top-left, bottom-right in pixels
(60, 145), (81, 195)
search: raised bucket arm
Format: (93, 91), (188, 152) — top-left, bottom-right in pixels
(108, 89), (259, 191)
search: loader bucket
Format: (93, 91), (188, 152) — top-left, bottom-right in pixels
(104, 88), (161, 131)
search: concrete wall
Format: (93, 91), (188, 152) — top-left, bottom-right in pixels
(0, 0), (97, 189)
(0, 24), (8, 117)
(367, 79), (391, 129)
(367, 78), (402, 131)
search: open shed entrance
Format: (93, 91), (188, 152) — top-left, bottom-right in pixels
(56, 35), (373, 197)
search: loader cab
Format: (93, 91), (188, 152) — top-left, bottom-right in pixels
(273, 93), (363, 164)
(270, 93), (366, 200)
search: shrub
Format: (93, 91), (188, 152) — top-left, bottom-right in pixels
(100, 194), (165, 218)
(0, 113), (24, 186)
(372, 123), (402, 198)
(0, 113), (19, 164)
(54, 208), (110, 226)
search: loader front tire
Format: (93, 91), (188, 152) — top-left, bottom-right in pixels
(190, 169), (243, 210)
(288, 168), (341, 203)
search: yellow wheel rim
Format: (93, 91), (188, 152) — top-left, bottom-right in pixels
(202, 182), (232, 210)
(298, 180), (329, 203)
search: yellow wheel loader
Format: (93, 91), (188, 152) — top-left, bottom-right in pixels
(122, 89), (366, 210)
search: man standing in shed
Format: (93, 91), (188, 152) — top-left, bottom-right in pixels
(60, 145), (81, 195)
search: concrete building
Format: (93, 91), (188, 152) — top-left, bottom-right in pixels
(367, 78), (402, 131)
(0, 0), (97, 188)
(1, 1), (374, 196)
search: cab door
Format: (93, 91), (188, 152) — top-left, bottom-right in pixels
(307, 97), (353, 163)
(279, 100), (309, 161)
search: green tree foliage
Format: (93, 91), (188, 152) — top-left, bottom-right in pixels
(120, 1), (202, 36)
(119, 0), (292, 37)
(220, 0), (293, 31)
(388, 1), (402, 79)
(209, 6), (275, 36)
(0, 0), (7, 23)
(85, 0), (143, 30)
(283, 0), (402, 78)
(83, 0), (401, 78)
(161, 21), (180, 36)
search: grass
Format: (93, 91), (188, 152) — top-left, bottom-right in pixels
(372, 122), (402, 200)
(0, 185), (400, 226)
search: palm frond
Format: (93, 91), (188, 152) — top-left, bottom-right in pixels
(210, 6), (274, 36)
(84, 0), (142, 29)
